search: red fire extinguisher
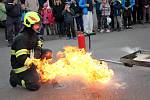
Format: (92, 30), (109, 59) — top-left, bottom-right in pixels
(77, 31), (86, 50)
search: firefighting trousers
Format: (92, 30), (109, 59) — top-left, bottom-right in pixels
(9, 65), (41, 91)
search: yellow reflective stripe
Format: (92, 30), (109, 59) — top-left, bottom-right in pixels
(11, 50), (16, 55)
(24, 57), (30, 66)
(21, 80), (26, 88)
(37, 40), (43, 47)
(16, 49), (30, 58)
(12, 66), (29, 74)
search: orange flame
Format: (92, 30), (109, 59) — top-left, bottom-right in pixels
(35, 46), (114, 84)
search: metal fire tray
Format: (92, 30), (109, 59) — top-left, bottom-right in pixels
(120, 50), (150, 67)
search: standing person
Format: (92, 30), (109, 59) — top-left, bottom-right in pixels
(94, 0), (102, 32)
(4, 0), (22, 47)
(143, 0), (150, 23)
(41, 2), (51, 36)
(9, 11), (52, 91)
(122, 0), (135, 29)
(25, 0), (39, 12)
(132, 0), (138, 24)
(62, 2), (76, 39)
(47, 6), (57, 35)
(100, 0), (111, 33)
(136, 0), (143, 24)
(53, 0), (65, 37)
(70, 0), (84, 32)
(112, 0), (122, 31)
(41, 1), (56, 36)
(79, 0), (94, 34)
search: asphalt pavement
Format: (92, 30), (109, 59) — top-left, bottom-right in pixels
(0, 23), (150, 100)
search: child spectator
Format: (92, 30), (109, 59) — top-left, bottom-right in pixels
(100, 0), (111, 33)
(41, 2), (51, 35)
(62, 2), (76, 39)
(47, 7), (57, 35)
(41, 1), (56, 36)
(112, 0), (122, 31)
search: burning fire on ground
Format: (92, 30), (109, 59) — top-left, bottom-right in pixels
(35, 46), (114, 84)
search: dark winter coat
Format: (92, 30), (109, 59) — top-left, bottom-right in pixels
(4, 0), (22, 17)
(53, 4), (65, 23)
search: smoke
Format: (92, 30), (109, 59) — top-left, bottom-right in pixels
(121, 47), (141, 54)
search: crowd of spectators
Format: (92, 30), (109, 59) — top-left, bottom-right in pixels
(0, 0), (150, 45)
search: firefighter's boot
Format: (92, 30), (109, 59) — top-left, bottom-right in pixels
(9, 70), (18, 87)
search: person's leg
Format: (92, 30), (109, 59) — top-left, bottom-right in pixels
(100, 16), (105, 32)
(49, 24), (54, 35)
(114, 16), (117, 31)
(75, 16), (80, 31)
(104, 16), (108, 29)
(132, 5), (137, 24)
(96, 12), (101, 30)
(145, 7), (150, 23)
(45, 24), (50, 35)
(88, 11), (93, 33)
(6, 17), (14, 46)
(14, 18), (21, 36)
(4, 20), (7, 40)
(9, 70), (19, 87)
(128, 11), (132, 27)
(56, 22), (61, 37)
(70, 21), (76, 38)
(19, 66), (41, 91)
(117, 16), (122, 30)
(148, 7), (150, 23)
(123, 11), (127, 29)
(65, 23), (71, 39)
(9, 66), (41, 91)
(83, 14), (89, 33)
(79, 15), (84, 32)
(60, 21), (65, 36)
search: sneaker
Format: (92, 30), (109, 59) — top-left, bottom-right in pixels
(106, 29), (110, 33)
(100, 29), (104, 33)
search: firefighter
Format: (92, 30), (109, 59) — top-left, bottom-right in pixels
(9, 11), (52, 91)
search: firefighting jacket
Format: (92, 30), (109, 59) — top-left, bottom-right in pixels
(10, 29), (43, 74)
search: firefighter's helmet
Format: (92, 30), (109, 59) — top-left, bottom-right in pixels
(23, 11), (41, 32)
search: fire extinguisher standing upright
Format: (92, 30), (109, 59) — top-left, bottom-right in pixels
(77, 31), (86, 50)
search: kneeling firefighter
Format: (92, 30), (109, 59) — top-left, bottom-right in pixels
(10, 11), (52, 91)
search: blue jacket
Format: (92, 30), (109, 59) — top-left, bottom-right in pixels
(79, 0), (88, 15)
(113, 0), (122, 16)
(122, 0), (135, 11)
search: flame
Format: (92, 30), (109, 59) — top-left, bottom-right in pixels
(35, 46), (114, 84)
